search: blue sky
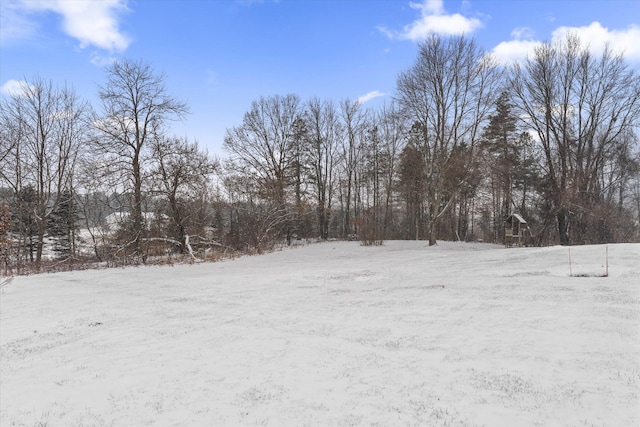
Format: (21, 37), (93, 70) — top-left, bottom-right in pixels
(1, 0), (638, 156)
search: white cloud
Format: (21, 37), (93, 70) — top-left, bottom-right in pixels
(0, 79), (31, 97)
(5, 0), (130, 52)
(357, 90), (386, 104)
(377, 26), (395, 39)
(0, 0), (38, 44)
(511, 27), (534, 40)
(492, 22), (640, 65)
(90, 52), (118, 67)
(412, 0), (444, 15)
(94, 115), (137, 134)
(491, 39), (542, 64)
(380, 0), (483, 40)
(552, 22), (640, 61)
(460, 0), (473, 14)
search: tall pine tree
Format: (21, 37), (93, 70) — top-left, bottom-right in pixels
(481, 92), (539, 243)
(47, 190), (78, 259)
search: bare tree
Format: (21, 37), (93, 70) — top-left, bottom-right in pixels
(304, 98), (341, 239)
(0, 77), (88, 268)
(221, 170), (296, 252)
(150, 136), (218, 253)
(373, 102), (405, 237)
(509, 34), (640, 244)
(74, 145), (137, 262)
(0, 114), (17, 173)
(629, 150), (640, 239)
(94, 59), (189, 260)
(338, 99), (369, 238)
(396, 34), (501, 245)
(358, 123), (387, 244)
(0, 202), (13, 275)
(0, 94), (23, 207)
(223, 94), (302, 243)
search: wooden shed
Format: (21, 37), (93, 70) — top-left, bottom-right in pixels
(504, 213), (528, 247)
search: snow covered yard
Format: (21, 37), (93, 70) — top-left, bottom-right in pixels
(1, 241), (638, 427)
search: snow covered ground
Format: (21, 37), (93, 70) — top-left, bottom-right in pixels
(1, 241), (639, 426)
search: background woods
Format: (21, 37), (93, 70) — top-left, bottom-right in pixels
(1, 34), (638, 272)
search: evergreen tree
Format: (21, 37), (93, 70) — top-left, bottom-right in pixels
(482, 92), (519, 216)
(481, 92), (538, 242)
(398, 134), (426, 240)
(16, 186), (38, 263)
(47, 190), (78, 258)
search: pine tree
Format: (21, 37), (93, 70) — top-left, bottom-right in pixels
(16, 186), (39, 263)
(398, 135), (426, 240)
(47, 190), (78, 259)
(482, 92), (523, 242)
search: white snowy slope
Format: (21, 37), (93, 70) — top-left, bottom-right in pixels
(0, 241), (638, 426)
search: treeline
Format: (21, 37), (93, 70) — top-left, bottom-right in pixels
(1, 34), (639, 273)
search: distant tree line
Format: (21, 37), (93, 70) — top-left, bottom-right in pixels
(1, 34), (639, 273)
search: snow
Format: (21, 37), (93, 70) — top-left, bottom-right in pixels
(1, 241), (639, 426)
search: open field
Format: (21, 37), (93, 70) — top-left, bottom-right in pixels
(1, 241), (639, 426)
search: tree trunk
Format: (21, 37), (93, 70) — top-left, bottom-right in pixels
(428, 202), (438, 246)
(428, 218), (437, 246)
(557, 209), (570, 246)
(132, 153), (144, 259)
(35, 220), (45, 269)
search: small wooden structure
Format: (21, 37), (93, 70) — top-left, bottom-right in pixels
(504, 213), (527, 247)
